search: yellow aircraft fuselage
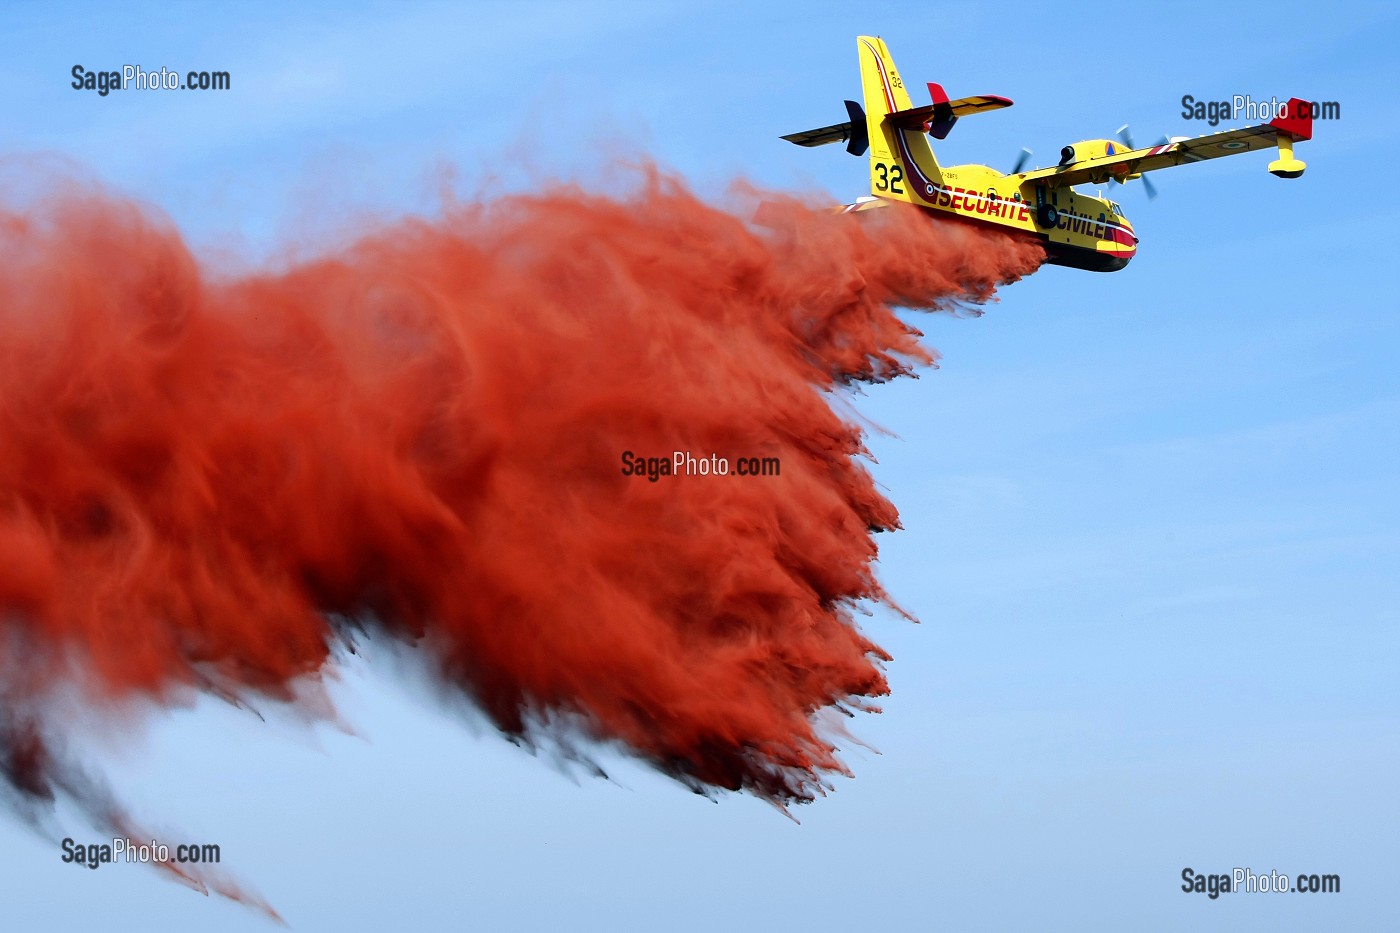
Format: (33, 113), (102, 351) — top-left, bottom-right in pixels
(854, 156), (1139, 272)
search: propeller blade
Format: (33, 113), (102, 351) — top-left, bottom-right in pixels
(1117, 123), (1169, 151)
(1117, 123), (1164, 199)
(1011, 147), (1032, 174)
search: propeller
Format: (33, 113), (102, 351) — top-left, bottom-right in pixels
(1010, 147), (1033, 174)
(1139, 172), (1159, 201)
(1115, 124), (1165, 200)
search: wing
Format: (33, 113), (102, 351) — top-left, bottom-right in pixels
(1020, 100), (1313, 188)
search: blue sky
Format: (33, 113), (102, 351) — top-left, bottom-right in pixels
(2, 2), (1396, 930)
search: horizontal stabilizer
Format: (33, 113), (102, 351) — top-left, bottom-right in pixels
(780, 100), (869, 155)
(885, 93), (1013, 138)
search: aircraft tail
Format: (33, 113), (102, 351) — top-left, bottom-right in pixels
(856, 36), (942, 203)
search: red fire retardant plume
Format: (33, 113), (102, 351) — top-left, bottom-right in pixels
(0, 172), (1042, 912)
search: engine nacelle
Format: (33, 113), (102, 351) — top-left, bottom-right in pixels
(1059, 138), (1121, 165)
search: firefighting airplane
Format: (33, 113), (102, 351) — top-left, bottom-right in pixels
(782, 36), (1313, 271)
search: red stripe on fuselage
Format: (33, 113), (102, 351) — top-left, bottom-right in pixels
(860, 39), (940, 205)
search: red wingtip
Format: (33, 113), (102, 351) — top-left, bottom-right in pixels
(926, 82), (948, 105)
(1270, 97), (1313, 141)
